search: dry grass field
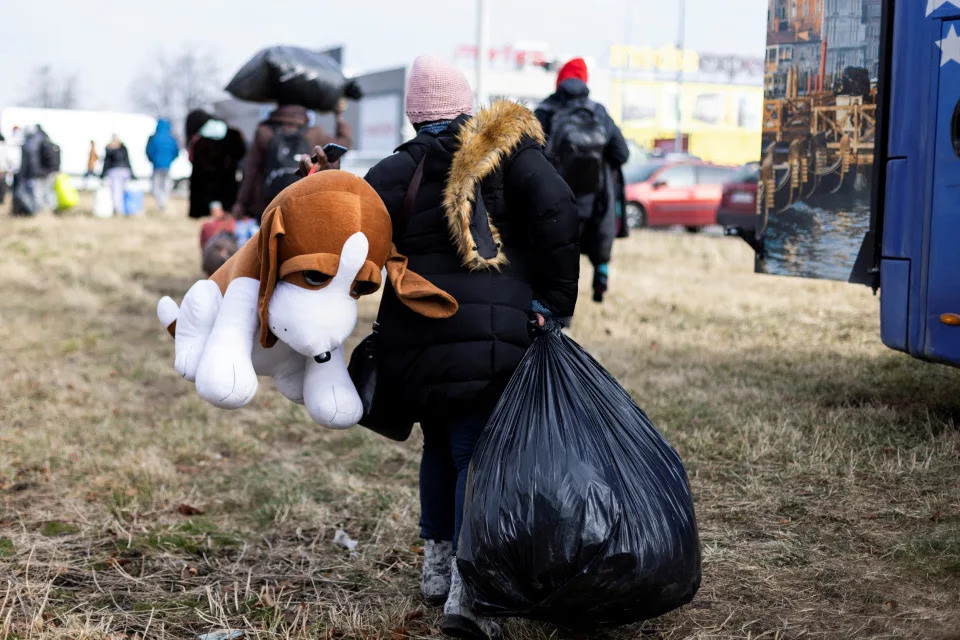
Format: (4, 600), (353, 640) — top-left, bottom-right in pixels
(1, 195), (958, 640)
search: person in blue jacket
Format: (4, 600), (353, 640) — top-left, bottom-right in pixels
(146, 119), (179, 211)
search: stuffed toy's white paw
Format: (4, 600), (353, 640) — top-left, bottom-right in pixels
(252, 340), (305, 404)
(194, 277), (260, 409)
(195, 340), (260, 409)
(303, 347), (363, 428)
(273, 367), (307, 405)
(169, 280), (223, 382)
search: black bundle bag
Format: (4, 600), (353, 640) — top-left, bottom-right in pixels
(458, 325), (701, 629)
(347, 325), (414, 442)
(225, 46), (362, 112)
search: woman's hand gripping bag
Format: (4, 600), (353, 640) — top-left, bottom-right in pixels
(457, 325), (701, 629)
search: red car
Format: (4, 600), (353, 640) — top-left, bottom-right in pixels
(624, 162), (737, 231)
(715, 163), (760, 230)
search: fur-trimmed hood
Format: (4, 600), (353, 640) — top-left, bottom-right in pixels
(444, 101), (546, 271)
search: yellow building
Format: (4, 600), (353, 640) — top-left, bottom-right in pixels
(607, 45), (764, 166)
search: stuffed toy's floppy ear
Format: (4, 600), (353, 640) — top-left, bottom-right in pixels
(385, 245), (458, 319)
(257, 206), (286, 348)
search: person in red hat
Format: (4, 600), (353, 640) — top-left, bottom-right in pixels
(536, 57), (630, 303)
(555, 57), (589, 87)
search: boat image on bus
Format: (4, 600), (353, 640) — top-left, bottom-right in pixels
(721, 0), (960, 367)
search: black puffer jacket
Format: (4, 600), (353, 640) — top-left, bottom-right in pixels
(101, 144), (133, 177)
(364, 101), (579, 421)
(19, 132), (48, 179)
(536, 79), (630, 266)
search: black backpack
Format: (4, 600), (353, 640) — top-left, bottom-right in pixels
(262, 124), (312, 203)
(40, 139), (61, 172)
(548, 102), (607, 196)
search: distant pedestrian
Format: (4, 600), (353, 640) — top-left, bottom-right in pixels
(86, 140), (99, 177)
(8, 126), (23, 172)
(7, 126), (25, 214)
(185, 110), (246, 219)
(102, 135), (133, 216)
(0, 134), (9, 204)
(15, 125), (58, 215)
(146, 119), (179, 211)
(232, 99), (351, 222)
(536, 58), (630, 303)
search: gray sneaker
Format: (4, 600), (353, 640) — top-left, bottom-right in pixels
(421, 540), (453, 606)
(442, 558), (502, 640)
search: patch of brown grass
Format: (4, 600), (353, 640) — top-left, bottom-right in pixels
(1, 198), (958, 639)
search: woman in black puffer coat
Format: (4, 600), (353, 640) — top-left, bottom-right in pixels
(363, 55), (579, 640)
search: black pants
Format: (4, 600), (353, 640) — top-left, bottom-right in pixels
(580, 219), (610, 297)
(418, 411), (490, 551)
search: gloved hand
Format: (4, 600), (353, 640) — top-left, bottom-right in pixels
(528, 300), (558, 335)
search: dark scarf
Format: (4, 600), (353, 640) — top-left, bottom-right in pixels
(416, 120), (453, 135)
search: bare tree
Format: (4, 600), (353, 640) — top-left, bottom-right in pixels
(19, 65), (80, 109)
(130, 47), (221, 139)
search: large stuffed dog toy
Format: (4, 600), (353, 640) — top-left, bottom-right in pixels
(158, 170), (457, 428)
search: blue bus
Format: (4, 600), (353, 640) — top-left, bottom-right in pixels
(724, 0), (960, 367)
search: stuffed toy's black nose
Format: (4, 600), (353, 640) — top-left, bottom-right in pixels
(314, 352), (332, 364)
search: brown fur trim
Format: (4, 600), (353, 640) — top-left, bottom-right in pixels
(443, 101), (545, 271)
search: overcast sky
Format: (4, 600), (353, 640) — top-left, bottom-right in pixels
(1, 0), (767, 113)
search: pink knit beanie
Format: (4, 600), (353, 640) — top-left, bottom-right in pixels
(405, 55), (474, 125)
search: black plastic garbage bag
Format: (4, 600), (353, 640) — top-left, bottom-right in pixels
(225, 46), (361, 112)
(458, 326), (701, 629)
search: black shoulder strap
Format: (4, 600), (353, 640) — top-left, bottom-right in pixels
(398, 155), (426, 235)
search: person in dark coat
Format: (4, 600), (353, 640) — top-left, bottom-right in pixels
(0, 133), (7, 204)
(17, 125), (55, 214)
(102, 135), (133, 216)
(535, 57), (630, 302)
(363, 55), (579, 640)
(232, 101), (351, 221)
(185, 110), (246, 219)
